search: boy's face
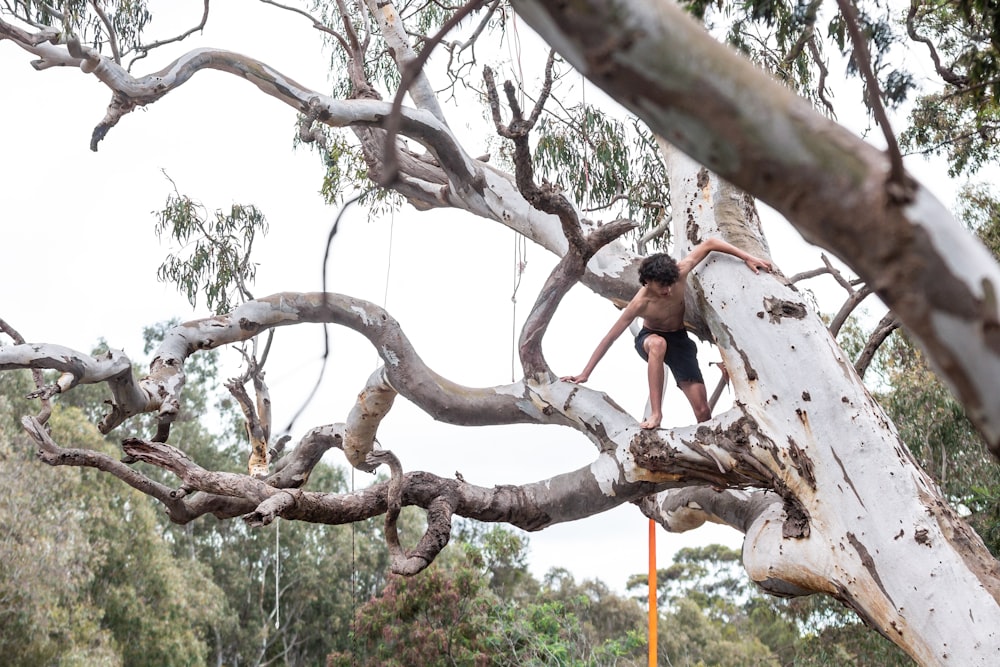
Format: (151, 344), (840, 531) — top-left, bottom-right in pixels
(647, 279), (674, 297)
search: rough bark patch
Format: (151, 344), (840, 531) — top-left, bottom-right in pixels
(786, 436), (817, 489)
(762, 297), (807, 323)
(782, 497), (810, 538)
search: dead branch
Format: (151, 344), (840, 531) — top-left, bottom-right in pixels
(855, 312), (900, 378)
(829, 284), (874, 337)
(129, 0), (210, 69)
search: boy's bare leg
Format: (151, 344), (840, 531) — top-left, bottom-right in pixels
(680, 380), (711, 423)
(642, 335), (668, 429)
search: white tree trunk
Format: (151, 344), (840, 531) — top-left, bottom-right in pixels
(649, 142), (1000, 665)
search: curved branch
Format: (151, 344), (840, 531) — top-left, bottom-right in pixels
(269, 424), (345, 488)
(116, 409), (772, 532)
(829, 284), (873, 337)
(518, 218), (636, 377)
(343, 367), (397, 470)
(807, 37), (835, 115)
(0, 318), (52, 423)
(1, 15), (642, 307)
(89, 1), (121, 65)
(0, 344), (154, 430)
(376, 0), (487, 184)
(855, 312), (900, 378)
(20, 416), (186, 513)
(368, 449), (453, 575)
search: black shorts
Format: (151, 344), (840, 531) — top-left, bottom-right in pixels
(634, 327), (704, 386)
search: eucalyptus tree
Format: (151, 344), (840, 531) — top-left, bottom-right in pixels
(2, 1), (1000, 665)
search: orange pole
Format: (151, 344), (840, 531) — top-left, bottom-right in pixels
(648, 518), (657, 667)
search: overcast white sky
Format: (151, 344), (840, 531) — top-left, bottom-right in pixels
(0, 1), (961, 592)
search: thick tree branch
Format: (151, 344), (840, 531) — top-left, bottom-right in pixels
(637, 486), (780, 536)
(0, 344), (154, 430)
(1, 14), (642, 309)
(342, 367), (397, 470)
(112, 406), (774, 536)
(518, 218), (636, 378)
(368, 448), (454, 575)
(513, 0), (1000, 460)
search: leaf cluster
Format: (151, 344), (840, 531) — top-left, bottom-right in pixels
(12, 0), (152, 56)
(153, 190), (268, 315)
(532, 109), (670, 248)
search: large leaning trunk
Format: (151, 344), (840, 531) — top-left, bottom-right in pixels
(650, 143), (1000, 665)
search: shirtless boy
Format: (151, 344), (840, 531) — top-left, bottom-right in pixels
(562, 239), (772, 429)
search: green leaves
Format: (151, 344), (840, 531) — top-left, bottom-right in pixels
(533, 108), (670, 248)
(154, 189), (268, 315)
(19, 0), (152, 57)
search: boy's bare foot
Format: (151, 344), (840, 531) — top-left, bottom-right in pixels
(639, 414), (662, 429)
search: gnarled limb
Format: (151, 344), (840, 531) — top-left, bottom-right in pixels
(111, 412), (777, 532)
(368, 449), (454, 576)
(21, 415), (187, 513)
(0, 344), (155, 431)
(343, 367), (397, 470)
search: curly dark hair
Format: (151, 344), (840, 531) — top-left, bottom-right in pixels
(638, 253), (680, 286)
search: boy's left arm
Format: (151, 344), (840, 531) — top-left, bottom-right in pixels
(679, 237), (772, 275)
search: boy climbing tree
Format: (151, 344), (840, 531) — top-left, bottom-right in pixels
(562, 239), (772, 428)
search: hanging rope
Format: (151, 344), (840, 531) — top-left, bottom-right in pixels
(351, 466), (357, 617)
(509, 10), (525, 109)
(274, 517), (281, 629)
(382, 213), (395, 321)
(510, 231), (527, 381)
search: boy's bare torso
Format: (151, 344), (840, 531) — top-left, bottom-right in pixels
(634, 275), (688, 332)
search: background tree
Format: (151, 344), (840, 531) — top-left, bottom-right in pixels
(3, 0), (1000, 664)
(0, 370), (225, 666)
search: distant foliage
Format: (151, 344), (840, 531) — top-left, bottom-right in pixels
(533, 109), (670, 247)
(154, 187), (268, 314)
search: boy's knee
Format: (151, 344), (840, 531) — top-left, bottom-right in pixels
(645, 335), (667, 358)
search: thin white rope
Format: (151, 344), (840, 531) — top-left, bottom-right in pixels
(274, 517), (281, 629)
(511, 231), (527, 381)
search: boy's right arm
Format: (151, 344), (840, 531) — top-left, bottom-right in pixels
(561, 306), (638, 383)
